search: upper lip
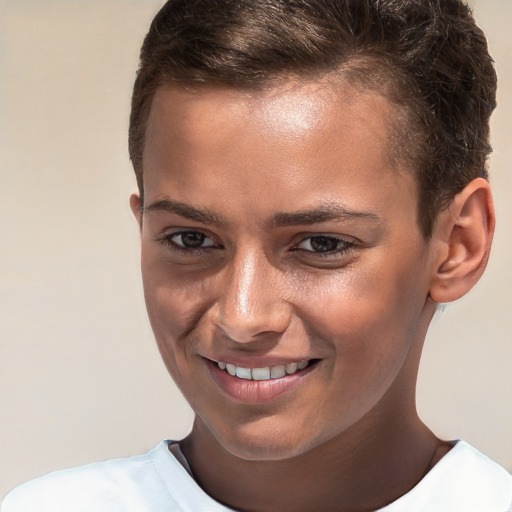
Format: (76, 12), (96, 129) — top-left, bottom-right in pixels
(202, 354), (314, 368)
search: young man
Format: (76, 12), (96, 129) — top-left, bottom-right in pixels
(2, 0), (511, 511)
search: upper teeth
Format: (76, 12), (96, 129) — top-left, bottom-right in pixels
(217, 360), (309, 380)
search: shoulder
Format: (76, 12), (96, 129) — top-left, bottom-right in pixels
(380, 440), (512, 512)
(0, 443), (183, 512)
(443, 440), (512, 505)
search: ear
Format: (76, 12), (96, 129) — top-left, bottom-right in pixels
(129, 192), (142, 230)
(429, 178), (495, 304)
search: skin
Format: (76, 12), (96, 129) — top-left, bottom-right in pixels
(130, 79), (494, 511)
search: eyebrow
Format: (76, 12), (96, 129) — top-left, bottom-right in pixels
(271, 204), (381, 227)
(143, 198), (227, 225)
(144, 198), (381, 228)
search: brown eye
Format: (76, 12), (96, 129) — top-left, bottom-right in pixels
(171, 231), (214, 248)
(298, 236), (349, 253)
(308, 236), (340, 252)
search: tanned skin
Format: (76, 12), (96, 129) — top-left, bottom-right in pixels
(131, 78), (494, 512)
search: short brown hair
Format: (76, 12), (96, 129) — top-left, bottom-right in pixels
(129, 0), (497, 237)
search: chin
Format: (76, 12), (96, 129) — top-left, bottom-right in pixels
(221, 438), (307, 462)
(211, 420), (318, 462)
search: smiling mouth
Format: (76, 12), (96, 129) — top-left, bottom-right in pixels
(205, 357), (319, 402)
(216, 360), (312, 381)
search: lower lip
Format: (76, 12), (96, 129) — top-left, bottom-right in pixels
(206, 361), (316, 403)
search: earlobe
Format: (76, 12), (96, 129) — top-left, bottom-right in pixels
(129, 192), (142, 229)
(429, 178), (495, 304)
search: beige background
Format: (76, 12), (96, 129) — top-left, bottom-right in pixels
(0, 0), (510, 500)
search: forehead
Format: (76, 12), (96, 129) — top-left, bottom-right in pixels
(142, 79), (416, 223)
(144, 79), (400, 164)
(148, 77), (392, 127)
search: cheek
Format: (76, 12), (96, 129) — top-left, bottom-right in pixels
(142, 247), (211, 328)
(297, 256), (428, 381)
(140, 253), (217, 376)
(140, 259), (220, 407)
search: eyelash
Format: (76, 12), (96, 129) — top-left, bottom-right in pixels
(292, 235), (357, 258)
(155, 231), (221, 256)
(156, 231), (357, 259)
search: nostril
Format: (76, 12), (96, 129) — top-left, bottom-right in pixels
(215, 322), (268, 344)
(213, 302), (292, 343)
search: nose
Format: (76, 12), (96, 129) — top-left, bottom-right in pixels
(212, 249), (292, 343)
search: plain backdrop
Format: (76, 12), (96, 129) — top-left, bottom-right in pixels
(0, 0), (511, 500)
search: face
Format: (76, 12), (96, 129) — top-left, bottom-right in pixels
(134, 79), (438, 461)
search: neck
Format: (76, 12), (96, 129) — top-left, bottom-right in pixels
(182, 411), (448, 512)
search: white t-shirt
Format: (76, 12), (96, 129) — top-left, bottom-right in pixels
(2, 440), (511, 512)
